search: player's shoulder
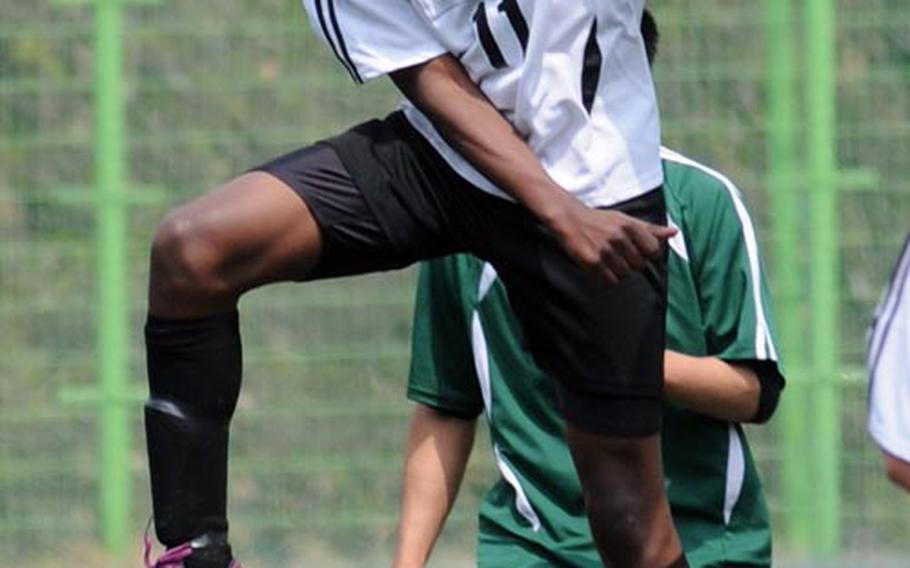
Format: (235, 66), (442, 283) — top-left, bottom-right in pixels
(659, 146), (754, 233)
(660, 146), (743, 206)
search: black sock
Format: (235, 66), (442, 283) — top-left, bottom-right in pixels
(145, 311), (242, 549)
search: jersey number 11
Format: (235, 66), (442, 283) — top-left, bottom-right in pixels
(472, 1), (602, 114)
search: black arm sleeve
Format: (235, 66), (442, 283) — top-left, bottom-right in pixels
(731, 360), (786, 424)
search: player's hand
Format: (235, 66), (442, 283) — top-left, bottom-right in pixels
(548, 200), (676, 285)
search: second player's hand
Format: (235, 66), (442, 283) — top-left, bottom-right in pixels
(547, 199), (676, 285)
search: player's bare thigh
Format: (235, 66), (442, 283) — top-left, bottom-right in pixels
(149, 171), (323, 319)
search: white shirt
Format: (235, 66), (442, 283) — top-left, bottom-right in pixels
(301, 0), (662, 208)
(868, 235), (910, 462)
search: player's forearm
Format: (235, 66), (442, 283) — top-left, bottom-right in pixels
(663, 351), (761, 422)
(390, 55), (579, 230)
(392, 404), (477, 568)
(391, 54), (675, 284)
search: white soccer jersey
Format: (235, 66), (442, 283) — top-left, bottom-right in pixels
(300, 0), (662, 207)
(868, 235), (910, 462)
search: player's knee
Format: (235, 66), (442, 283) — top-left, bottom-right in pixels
(150, 207), (231, 298)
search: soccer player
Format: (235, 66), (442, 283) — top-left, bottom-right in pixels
(393, 12), (787, 567)
(144, 2), (684, 567)
(867, 234), (910, 493)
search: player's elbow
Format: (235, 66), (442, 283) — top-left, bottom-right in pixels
(748, 384), (780, 424)
(713, 383), (762, 423)
(744, 362), (785, 424)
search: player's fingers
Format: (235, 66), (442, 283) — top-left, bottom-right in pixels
(573, 242), (603, 274)
(600, 247), (633, 282)
(627, 222), (662, 258)
(599, 265), (620, 286)
(613, 230), (648, 271)
(647, 223), (677, 240)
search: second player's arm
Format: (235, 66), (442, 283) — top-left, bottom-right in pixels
(883, 453), (910, 493)
(392, 404), (477, 568)
(663, 352), (764, 423)
(881, 452), (910, 493)
(390, 55), (675, 285)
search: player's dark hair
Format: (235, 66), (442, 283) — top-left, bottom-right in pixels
(642, 9), (659, 65)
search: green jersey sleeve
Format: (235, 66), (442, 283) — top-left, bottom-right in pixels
(407, 256), (485, 417)
(673, 158), (781, 365)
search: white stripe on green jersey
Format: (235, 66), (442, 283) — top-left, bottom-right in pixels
(723, 425), (746, 526)
(471, 276), (543, 531)
(473, 263), (542, 530)
(867, 234), (910, 462)
(667, 215), (689, 262)
(408, 148), (783, 567)
(300, 0), (662, 207)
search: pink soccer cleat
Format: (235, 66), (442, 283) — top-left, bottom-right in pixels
(144, 521), (242, 568)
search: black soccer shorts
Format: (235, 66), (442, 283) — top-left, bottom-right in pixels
(253, 111), (668, 436)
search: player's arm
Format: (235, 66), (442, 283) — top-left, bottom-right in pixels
(303, 0), (672, 283)
(882, 452), (910, 493)
(663, 352), (763, 422)
(390, 55), (675, 285)
(398, 257), (486, 566)
(393, 404), (477, 568)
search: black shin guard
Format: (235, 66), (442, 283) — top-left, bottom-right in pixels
(145, 311), (242, 548)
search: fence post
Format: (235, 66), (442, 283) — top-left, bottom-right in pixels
(804, 0), (842, 557)
(94, 0), (131, 552)
(766, 0), (814, 553)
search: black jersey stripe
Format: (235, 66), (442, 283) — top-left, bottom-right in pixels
(474, 3), (507, 69)
(327, 0), (364, 84)
(314, 0), (360, 83)
(581, 18), (602, 114)
(498, 0), (529, 53)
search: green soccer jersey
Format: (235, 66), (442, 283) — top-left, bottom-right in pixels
(407, 147), (784, 568)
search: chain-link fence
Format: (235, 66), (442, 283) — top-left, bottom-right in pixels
(2, 1), (909, 566)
